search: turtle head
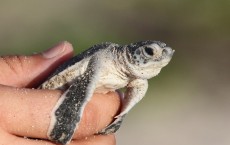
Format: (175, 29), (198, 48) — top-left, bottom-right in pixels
(125, 40), (174, 79)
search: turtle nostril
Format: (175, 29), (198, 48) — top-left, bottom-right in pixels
(162, 47), (174, 57)
(162, 49), (168, 55)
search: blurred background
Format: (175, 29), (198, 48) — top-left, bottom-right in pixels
(0, 0), (230, 145)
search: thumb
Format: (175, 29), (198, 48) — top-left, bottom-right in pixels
(0, 41), (74, 88)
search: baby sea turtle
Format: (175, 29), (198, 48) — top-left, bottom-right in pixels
(40, 40), (174, 144)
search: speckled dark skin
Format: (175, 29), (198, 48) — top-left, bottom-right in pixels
(48, 57), (99, 144)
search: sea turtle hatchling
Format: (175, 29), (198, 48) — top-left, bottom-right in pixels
(40, 40), (174, 145)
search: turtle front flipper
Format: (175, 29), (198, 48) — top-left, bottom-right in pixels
(48, 56), (101, 145)
(99, 79), (148, 134)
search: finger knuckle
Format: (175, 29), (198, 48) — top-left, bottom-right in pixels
(1, 56), (24, 75)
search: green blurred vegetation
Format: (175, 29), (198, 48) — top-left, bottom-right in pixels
(0, 0), (229, 145)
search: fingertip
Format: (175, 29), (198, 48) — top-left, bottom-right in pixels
(0, 41), (75, 87)
(42, 41), (74, 59)
(75, 92), (121, 139)
(22, 41), (75, 87)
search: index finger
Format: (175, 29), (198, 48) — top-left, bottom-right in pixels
(0, 85), (120, 140)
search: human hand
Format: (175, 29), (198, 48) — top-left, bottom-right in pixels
(0, 42), (120, 145)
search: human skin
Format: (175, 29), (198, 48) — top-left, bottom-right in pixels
(0, 42), (120, 145)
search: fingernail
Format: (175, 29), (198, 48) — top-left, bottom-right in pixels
(42, 41), (69, 59)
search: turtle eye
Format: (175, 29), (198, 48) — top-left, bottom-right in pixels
(144, 47), (154, 56)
